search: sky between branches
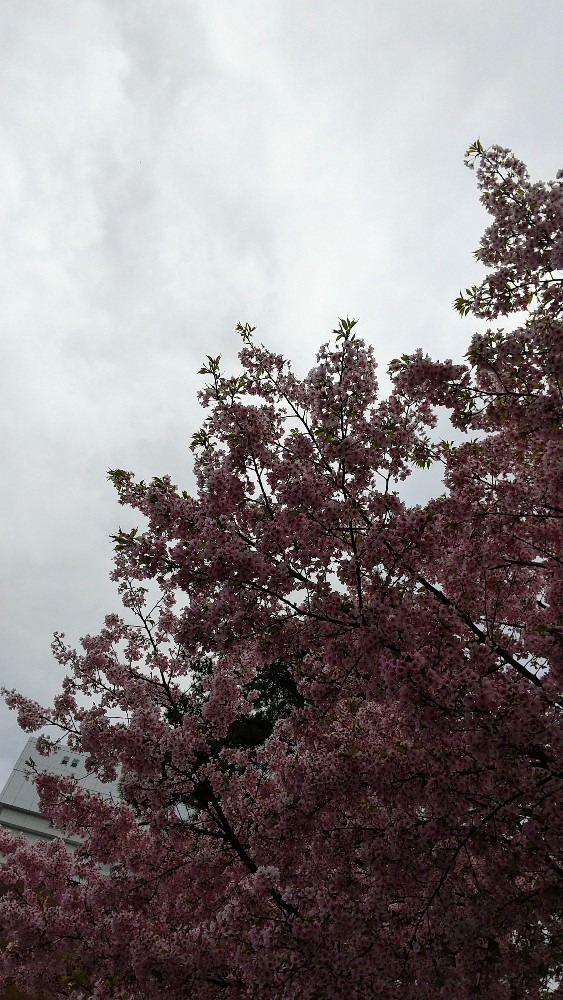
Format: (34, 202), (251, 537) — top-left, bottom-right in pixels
(1, 0), (562, 786)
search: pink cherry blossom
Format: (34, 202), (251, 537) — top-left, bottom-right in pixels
(1, 144), (562, 998)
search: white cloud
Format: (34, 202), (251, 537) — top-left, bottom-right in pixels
(1, 0), (562, 785)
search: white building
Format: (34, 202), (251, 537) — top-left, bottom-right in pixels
(0, 737), (121, 851)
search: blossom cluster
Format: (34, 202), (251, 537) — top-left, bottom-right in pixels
(1, 148), (562, 999)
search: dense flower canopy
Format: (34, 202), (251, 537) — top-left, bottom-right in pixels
(1, 143), (562, 999)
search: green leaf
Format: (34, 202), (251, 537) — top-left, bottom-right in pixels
(107, 468), (130, 482)
(190, 429), (212, 452)
(333, 316), (359, 341)
(110, 527), (139, 552)
(236, 322), (256, 343)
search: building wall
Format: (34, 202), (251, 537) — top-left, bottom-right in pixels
(0, 739), (122, 999)
(0, 737), (120, 850)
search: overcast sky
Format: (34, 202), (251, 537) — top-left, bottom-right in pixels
(1, 0), (562, 787)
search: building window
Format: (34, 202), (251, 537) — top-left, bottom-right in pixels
(61, 757), (69, 765)
(70, 760), (78, 768)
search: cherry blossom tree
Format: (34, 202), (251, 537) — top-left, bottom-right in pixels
(1, 142), (562, 999)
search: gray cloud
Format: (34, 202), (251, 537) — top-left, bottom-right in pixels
(1, 0), (562, 784)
